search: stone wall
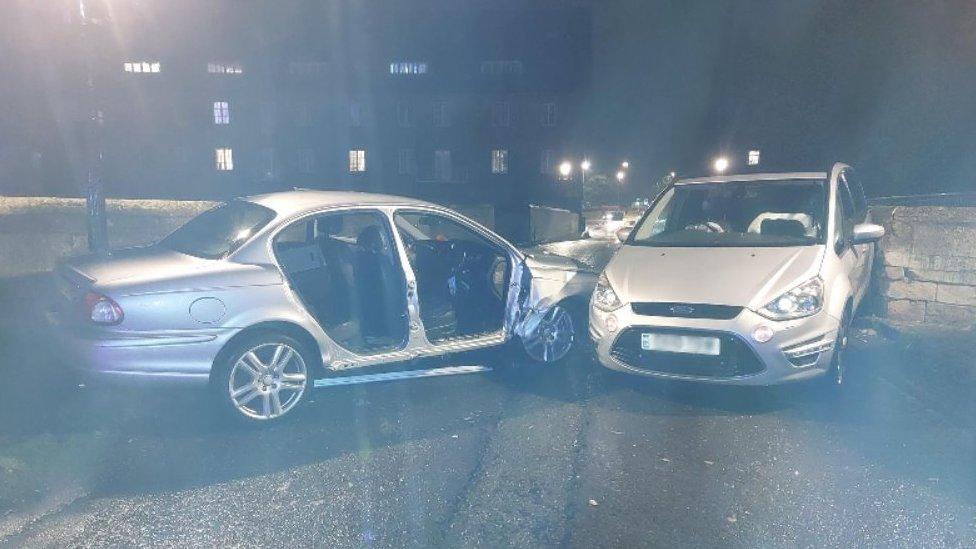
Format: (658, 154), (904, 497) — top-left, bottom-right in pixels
(873, 206), (976, 328)
(0, 197), (215, 277)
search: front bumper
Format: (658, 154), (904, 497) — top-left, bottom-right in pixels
(47, 311), (237, 386)
(589, 303), (840, 385)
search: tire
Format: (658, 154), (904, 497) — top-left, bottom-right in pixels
(519, 303), (576, 364)
(818, 306), (852, 391)
(211, 332), (313, 424)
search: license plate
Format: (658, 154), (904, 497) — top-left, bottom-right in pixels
(641, 333), (721, 356)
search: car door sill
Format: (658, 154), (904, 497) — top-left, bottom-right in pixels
(313, 364), (492, 388)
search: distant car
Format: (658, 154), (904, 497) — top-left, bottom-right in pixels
(590, 164), (884, 387)
(584, 210), (627, 239)
(50, 191), (597, 422)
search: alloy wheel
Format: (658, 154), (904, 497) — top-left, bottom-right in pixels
(522, 305), (575, 363)
(228, 342), (308, 420)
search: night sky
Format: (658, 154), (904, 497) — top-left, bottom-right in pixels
(573, 0), (976, 198)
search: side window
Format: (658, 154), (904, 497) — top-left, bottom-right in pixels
(842, 171), (867, 219)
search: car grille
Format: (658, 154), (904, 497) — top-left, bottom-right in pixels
(631, 302), (743, 320)
(609, 327), (765, 378)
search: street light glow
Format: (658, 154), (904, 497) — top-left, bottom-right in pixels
(621, 161), (629, 169)
(558, 161), (573, 178)
(713, 156), (729, 173)
(581, 159), (591, 171)
(616, 170), (626, 182)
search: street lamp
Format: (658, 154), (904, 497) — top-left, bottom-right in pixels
(558, 161), (573, 179)
(621, 161), (629, 169)
(616, 170), (626, 182)
(713, 156), (729, 173)
(580, 159), (591, 172)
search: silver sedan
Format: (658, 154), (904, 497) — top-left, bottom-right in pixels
(50, 191), (597, 422)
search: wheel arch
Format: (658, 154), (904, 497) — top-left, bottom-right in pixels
(211, 321), (324, 385)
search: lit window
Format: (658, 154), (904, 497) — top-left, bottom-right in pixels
(396, 102), (412, 127)
(123, 61), (160, 73)
(540, 149), (554, 174)
(480, 60), (523, 75)
(491, 101), (511, 127)
(215, 148), (233, 171)
(434, 150), (452, 182)
(389, 61), (428, 75)
(213, 101), (230, 124)
(289, 61), (327, 75)
(207, 63), (243, 74)
(748, 150), (761, 166)
(349, 150), (366, 172)
(297, 149), (315, 174)
(491, 150), (508, 174)
(398, 148), (416, 175)
(430, 101), (449, 128)
(542, 102), (557, 127)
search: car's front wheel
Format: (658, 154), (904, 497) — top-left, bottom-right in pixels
(520, 304), (576, 364)
(212, 332), (312, 423)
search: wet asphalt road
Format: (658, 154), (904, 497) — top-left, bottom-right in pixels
(1, 239), (975, 547)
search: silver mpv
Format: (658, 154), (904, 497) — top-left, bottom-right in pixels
(590, 163), (884, 386)
(50, 191), (596, 422)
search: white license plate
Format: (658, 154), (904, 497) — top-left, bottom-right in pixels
(641, 333), (721, 356)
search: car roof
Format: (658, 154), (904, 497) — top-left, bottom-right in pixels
(676, 171), (828, 186)
(243, 190), (442, 218)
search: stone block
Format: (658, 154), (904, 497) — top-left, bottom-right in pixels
(907, 269), (976, 285)
(925, 302), (976, 327)
(886, 280), (938, 301)
(887, 300), (926, 323)
(936, 284), (976, 306)
(884, 266), (905, 280)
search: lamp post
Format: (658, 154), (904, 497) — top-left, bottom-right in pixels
(79, 0), (108, 253)
(713, 156), (730, 174)
(615, 170), (626, 205)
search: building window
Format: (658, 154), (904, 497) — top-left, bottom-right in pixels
(396, 102), (412, 127)
(123, 61), (160, 73)
(432, 101), (450, 127)
(540, 149), (555, 175)
(259, 148), (275, 180)
(748, 149), (761, 166)
(215, 148), (233, 171)
(350, 101), (363, 127)
(297, 149), (315, 174)
(434, 150), (452, 182)
(213, 101), (230, 124)
(389, 61), (427, 75)
(349, 149), (366, 172)
(491, 101), (511, 127)
(207, 62), (242, 74)
(289, 61), (327, 75)
(542, 102), (557, 127)
(480, 60), (523, 75)
(398, 148), (416, 175)
(491, 150), (508, 174)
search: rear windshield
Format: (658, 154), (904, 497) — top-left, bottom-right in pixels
(159, 200), (275, 259)
(628, 179), (827, 247)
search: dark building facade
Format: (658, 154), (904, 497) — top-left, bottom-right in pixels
(0, 0), (592, 238)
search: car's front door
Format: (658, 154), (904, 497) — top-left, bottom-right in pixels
(391, 210), (518, 349)
(273, 209), (411, 357)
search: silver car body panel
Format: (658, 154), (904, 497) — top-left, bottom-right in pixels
(52, 191), (595, 385)
(590, 164), (880, 385)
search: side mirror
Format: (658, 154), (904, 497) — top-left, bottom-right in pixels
(851, 223), (885, 245)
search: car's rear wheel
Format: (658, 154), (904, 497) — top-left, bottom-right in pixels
(212, 333), (311, 423)
(520, 304), (575, 364)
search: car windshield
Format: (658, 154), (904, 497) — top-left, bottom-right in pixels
(158, 200), (275, 259)
(629, 179), (827, 247)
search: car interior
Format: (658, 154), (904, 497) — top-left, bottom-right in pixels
(273, 211), (409, 355)
(394, 212), (510, 342)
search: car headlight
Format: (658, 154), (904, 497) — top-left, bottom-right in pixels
(592, 272), (624, 312)
(757, 277), (823, 320)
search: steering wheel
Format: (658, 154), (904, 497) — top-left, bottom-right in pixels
(705, 221), (725, 233)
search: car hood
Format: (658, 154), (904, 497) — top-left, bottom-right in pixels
(605, 245), (825, 309)
(525, 252), (597, 275)
(62, 246), (282, 296)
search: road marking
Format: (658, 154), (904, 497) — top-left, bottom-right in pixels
(313, 365), (492, 389)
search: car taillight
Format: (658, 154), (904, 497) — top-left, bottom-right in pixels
(84, 292), (124, 325)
